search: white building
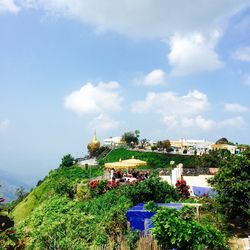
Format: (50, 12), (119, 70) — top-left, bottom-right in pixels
(103, 136), (123, 147)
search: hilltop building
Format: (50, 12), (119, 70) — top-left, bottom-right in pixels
(170, 139), (213, 155)
(211, 143), (237, 154)
(103, 136), (124, 147)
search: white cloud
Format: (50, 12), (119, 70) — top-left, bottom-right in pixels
(0, 119), (10, 131)
(233, 46), (250, 61)
(219, 116), (245, 128)
(168, 32), (223, 75)
(132, 90), (209, 115)
(89, 114), (120, 131)
(20, 1), (249, 39)
(64, 81), (122, 131)
(181, 116), (216, 131)
(224, 103), (248, 112)
(64, 81), (122, 115)
(132, 90), (213, 130)
(134, 69), (166, 86)
(0, 0), (20, 14)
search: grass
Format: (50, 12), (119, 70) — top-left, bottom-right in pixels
(11, 165), (103, 224)
(99, 148), (195, 168)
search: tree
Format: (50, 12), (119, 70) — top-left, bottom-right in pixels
(215, 137), (229, 145)
(60, 154), (74, 168)
(134, 130), (140, 140)
(15, 186), (27, 201)
(162, 140), (171, 150)
(121, 131), (138, 146)
(151, 206), (229, 250)
(0, 191), (18, 248)
(210, 155), (250, 225)
(140, 138), (148, 148)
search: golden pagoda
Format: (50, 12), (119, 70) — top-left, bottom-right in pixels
(87, 131), (100, 152)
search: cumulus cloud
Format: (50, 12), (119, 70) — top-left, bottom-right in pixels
(132, 90), (246, 131)
(64, 81), (122, 131)
(0, 119), (10, 131)
(0, 0), (20, 14)
(64, 81), (122, 115)
(134, 69), (166, 86)
(168, 32), (223, 75)
(20, 0), (249, 39)
(233, 46), (250, 61)
(132, 90), (214, 130)
(224, 103), (248, 112)
(132, 90), (209, 115)
(218, 116), (245, 128)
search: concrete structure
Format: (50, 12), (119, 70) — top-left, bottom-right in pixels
(211, 144), (237, 154)
(103, 136), (123, 147)
(170, 139), (213, 155)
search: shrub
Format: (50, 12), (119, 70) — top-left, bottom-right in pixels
(175, 179), (190, 198)
(151, 206), (229, 250)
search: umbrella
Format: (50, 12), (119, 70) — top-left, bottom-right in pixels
(122, 157), (147, 166)
(104, 157), (147, 170)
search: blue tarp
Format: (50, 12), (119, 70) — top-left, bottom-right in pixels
(126, 203), (183, 232)
(192, 186), (215, 197)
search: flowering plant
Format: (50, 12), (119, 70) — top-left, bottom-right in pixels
(175, 179), (190, 198)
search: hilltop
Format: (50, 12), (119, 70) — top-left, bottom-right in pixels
(98, 147), (195, 168)
(11, 165), (102, 224)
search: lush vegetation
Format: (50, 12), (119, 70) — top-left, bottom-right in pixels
(210, 154), (250, 226)
(99, 148), (195, 168)
(5, 148), (249, 249)
(16, 174), (179, 249)
(151, 206), (229, 250)
(11, 165), (102, 224)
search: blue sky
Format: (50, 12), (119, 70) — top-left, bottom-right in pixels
(0, 0), (250, 184)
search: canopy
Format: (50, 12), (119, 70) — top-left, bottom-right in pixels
(122, 157), (147, 166)
(104, 161), (136, 169)
(104, 157), (147, 170)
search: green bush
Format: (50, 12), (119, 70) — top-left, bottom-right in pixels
(151, 206), (229, 250)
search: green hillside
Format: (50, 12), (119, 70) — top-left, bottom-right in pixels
(11, 165), (102, 224)
(99, 148), (195, 168)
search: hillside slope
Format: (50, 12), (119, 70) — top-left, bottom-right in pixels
(99, 148), (195, 168)
(11, 165), (102, 224)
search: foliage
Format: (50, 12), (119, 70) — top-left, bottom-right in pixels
(52, 178), (76, 199)
(0, 196), (18, 249)
(156, 140), (171, 151)
(194, 149), (230, 168)
(151, 206), (229, 250)
(16, 171), (180, 249)
(60, 154), (75, 168)
(11, 166), (103, 224)
(215, 137), (229, 145)
(119, 174), (179, 204)
(125, 230), (140, 250)
(15, 186), (27, 201)
(144, 201), (159, 212)
(199, 197), (230, 236)
(91, 145), (110, 158)
(209, 155), (250, 225)
(99, 148), (195, 169)
(175, 179), (190, 198)
(18, 192), (132, 249)
(88, 179), (120, 196)
(122, 131), (139, 145)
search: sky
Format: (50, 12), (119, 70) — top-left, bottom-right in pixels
(0, 0), (250, 185)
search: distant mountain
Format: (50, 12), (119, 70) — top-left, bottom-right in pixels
(0, 169), (30, 202)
